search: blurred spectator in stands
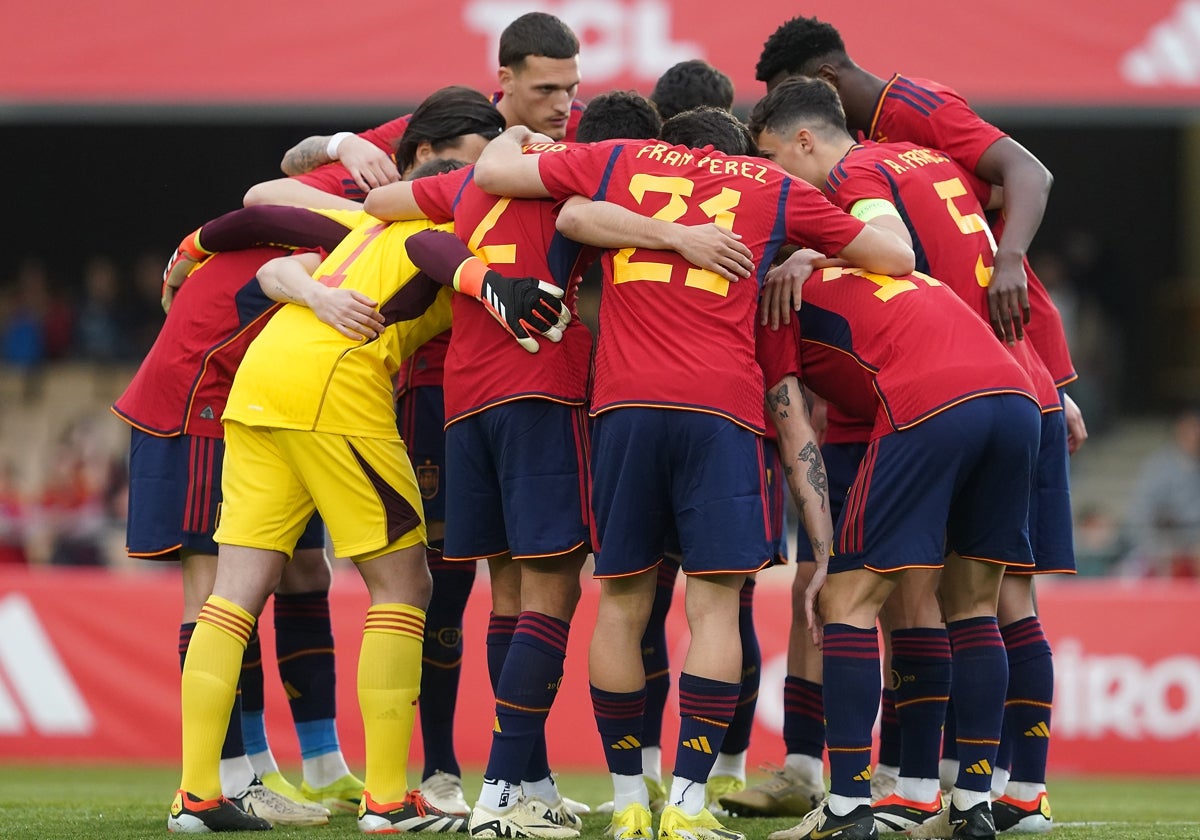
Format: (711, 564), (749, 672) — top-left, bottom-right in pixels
(74, 255), (125, 362)
(1072, 503), (1125, 576)
(1031, 237), (1118, 434)
(1, 256), (74, 371)
(122, 252), (168, 360)
(30, 416), (123, 566)
(0, 459), (30, 565)
(1121, 407), (1200, 578)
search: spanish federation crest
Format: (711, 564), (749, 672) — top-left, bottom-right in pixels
(417, 464), (440, 500)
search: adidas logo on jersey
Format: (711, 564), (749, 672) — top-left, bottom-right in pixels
(1122, 0), (1200, 85)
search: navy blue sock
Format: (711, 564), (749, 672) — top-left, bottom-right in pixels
(1001, 616), (1054, 784)
(419, 554), (475, 778)
(878, 688), (900, 768)
(592, 685), (646, 776)
(948, 617), (1008, 793)
(484, 612), (569, 785)
(722, 580), (760, 755)
(782, 676), (824, 758)
(641, 560), (678, 749)
(891, 628), (951, 782)
(942, 694), (958, 761)
(674, 673), (739, 784)
(822, 624), (879, 799)
(273, 591), (340, 759)
(486, 612), (517, 693)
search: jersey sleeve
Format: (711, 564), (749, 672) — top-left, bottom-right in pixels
(537, 142), (621, 202)
(358, 115), (411, 153)
(411, 167), (474, 224)
(294, 163), (366, 201)
(756, 319), (801, 390)
(782, 177), (867, 256)
(893, 81), (1007, 174)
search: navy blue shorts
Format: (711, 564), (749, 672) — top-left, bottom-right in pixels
(764, 438), (788, 564)
(397, 385), (447, 523)
(443, 400), (590, 561)
(1017, 406), (1076, 574)
(590, 408), (772, 578)
(830, 395), (1040, 575)
(125, 428), (323, 559)
(794, 440), (868, 563)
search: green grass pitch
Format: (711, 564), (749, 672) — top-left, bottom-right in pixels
(1, 766), (1198, 839)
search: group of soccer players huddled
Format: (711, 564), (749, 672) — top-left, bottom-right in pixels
(114, 9), (1083, 840)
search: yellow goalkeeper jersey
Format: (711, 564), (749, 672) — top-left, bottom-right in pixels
(225, 215), (454, 438)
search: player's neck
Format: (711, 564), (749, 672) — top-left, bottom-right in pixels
(840, 67), (887, 135)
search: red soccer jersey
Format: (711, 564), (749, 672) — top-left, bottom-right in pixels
(112, 248), (288, 439)
(758, 267), (1038, 438)
(870, 74), (1077, 386)
(825, 141), (1060, 411)
(536, 139), (865, 431)
(411, 165), (595, 423)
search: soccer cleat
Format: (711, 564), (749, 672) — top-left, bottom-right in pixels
(167, 789), (273, 833)
(605, 802), (654, 840)
(358, 790), (469, 834)
(301, 772), (365, 814)
(231, 776), (330, 826)
(719, 765), (824, 818)
(705, 775), (745, 817)
(422, 771), (471, 817)
(766, 802), (876, 840)
(908, 800), (995, 840)
(872, 792), (942, 833)
(869, 766), (898, 803)
(657, 804), (745, 840)
(260, 770), (329, 814)
(560, 794), (592, 816)
(525, 795), (584, 832)
(468, 799), (581, 838)
(991, 792), (1052, 834)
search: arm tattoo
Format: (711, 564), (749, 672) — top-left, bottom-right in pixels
(798, 441), (828, 511)
(282, 137), (333, 176)
(767, 383), (791, 418)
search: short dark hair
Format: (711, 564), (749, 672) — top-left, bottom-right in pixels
(660, 106), (751, 156)
(407, 158), (468, 181)
(755, 16), (846, 84)
(499, 12), (579, 69)
(650, 60), (734, 121)
(747, 77), (849, 140)
(396, 86), (505, 173)
(575, 90), (662, 143)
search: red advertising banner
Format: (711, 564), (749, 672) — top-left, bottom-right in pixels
(1, 567), (1197, 775)
(3, 1), (1200, 108)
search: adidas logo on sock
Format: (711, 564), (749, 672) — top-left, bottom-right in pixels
(1024, 721), (1051, 737)
(964, 760), (994, 776)
(1122, 0), (1200, 84)
(681, 736), (712, 754)
(852, 766), (873, 782)
(610, 736), (641, 750)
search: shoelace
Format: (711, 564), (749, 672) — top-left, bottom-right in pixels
(409, 791), (430, 817)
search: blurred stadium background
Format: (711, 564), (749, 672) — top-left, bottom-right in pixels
(0, 1), (1198, 777)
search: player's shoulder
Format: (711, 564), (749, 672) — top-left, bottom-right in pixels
(884, 74), (967, 113)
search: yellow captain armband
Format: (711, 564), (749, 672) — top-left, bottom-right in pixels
(849, 198), (902, 224)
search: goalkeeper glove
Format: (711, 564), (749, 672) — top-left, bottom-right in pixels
(453, 257), (570, 354)
(161, 228), (211, 313)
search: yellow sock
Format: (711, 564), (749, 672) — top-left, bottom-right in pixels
(180, 595), (256, 799)
(358, 603), (425, 804)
